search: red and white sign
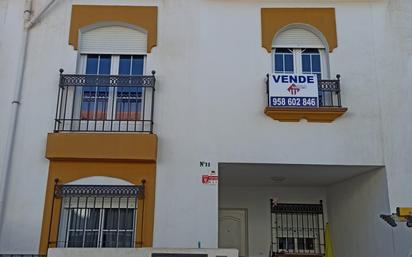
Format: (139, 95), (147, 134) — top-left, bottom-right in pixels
(202, 171), (218, 185)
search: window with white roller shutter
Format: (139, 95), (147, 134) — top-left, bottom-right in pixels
(272, 27), (329, 79)
(75, 24), (148, 122)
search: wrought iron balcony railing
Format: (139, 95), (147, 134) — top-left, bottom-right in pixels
(266, 74), (342, 108)
(54, 70), (156, 133)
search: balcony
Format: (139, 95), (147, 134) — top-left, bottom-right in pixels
(264, 75), (348, 122)
(54, 70), (156, 133)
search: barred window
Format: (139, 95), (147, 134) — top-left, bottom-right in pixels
(56, 185), (143, 248)
(271, 202), (325, 256)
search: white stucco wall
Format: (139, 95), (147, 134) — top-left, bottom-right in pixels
(373, 0), (412, 210)
(326, 169), (398, 257)
(0, 0), (411, 255)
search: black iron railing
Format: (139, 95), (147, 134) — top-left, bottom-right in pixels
(266, 74), (342, 108)
(270, 200), (325, 256)
(54, 69), (156, 133)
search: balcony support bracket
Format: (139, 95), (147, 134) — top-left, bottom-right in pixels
(264, 107), (348, 122)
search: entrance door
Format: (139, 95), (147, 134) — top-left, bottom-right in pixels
(218, 209), (248, 257)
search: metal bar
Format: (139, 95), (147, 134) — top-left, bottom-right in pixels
(140, 192), (146, 247)
(321, 201), (326, 254)
(110, 81), (115, 132)
(62, 84), (69, 131)
(270, 199), (273, 256)
(116, 197), (121, 247)
(69, 84), (76, 131)
(132, 195), (138, 247)
(141, 86), (146, 133)
(98, 197), (104, 247)
(54, 70), (64, 132)
(291, 213), (294, 253)
(92, 195), (97, 247)
(47, 184), (57, 248)
(301, 211), (304, 254)
(150, 71), (156, 133)
(73, 195), (81, 247)
(134, 85), (138, 132)
(276, 213), (279, 253)
(81, 197), (89, 247)
(125, 197), (130, 247)
(55, 194), (64, 247)
(63, 197), (72, 247)
(126, 88), (130, 132)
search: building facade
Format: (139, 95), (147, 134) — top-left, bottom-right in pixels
(0, 0), (411, 257)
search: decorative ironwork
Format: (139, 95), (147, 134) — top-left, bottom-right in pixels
(54, 185), (144, 199)
(54, 70), (156, 133)
(318, 80), (340, 92)
(271, 203), (323, 214)
(59, 74), (156, 88)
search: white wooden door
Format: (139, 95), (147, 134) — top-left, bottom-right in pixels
(218, 209), (248, 257)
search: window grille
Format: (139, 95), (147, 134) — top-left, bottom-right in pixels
(271, 200), (325, 256)
(52, 184), (144, 248)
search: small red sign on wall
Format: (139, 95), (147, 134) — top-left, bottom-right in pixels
(202, 172), (218, 185)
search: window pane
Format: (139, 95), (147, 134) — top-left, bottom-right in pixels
(104, 209), (119, 230)
(312, 55), (321, 73)
(306, 238), (315, 250)
(275, 48), (290, 53)
(119, 56), (132, 75)
(303, 48), (319, 54)
(70, 209), (85, 229)
(274, 54), (284, 72)
(102, 232), (117, 247)
(99, 55), (111, 75)
(278, 237), (286, 249)
(284, 54), (294, 73)
(131, 56), (144, 75)
(302, 55), (311, 73)
(119, 209), (134, 230)
(86, 209), (100, 229)
(118, 232), (133, 247)
(67, 231), (84, 247)
(84, 231), (99, 247)
(297, 238), (305, 250)
(287, 238), (295, 250)
(85, 55), (98, 74)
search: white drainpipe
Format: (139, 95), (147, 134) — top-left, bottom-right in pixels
(0, 0), (60, 238)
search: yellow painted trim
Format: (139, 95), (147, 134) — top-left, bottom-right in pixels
(397, 207), (412, 217)
(325, 223), (334, 257)
(69, 5), (158, 53)
(264, 107), (347, 122)
(46, 133), (157, 162)
(39, 160), (156, 254)
(261, 8), (337, 53)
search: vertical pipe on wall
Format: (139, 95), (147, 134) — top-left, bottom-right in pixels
(0, 0), (60, 238)
(0, 0), (32, 237)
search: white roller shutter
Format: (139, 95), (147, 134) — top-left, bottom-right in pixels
(272, 28), (325, 49)
(80, 25), (147, 54)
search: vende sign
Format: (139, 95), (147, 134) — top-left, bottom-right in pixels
(269, 74), (319, 107)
